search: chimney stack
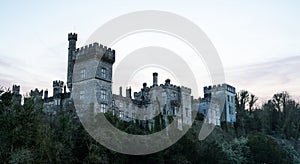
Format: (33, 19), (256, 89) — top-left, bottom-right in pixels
(44, 90), (48, 99)
(119, 86), (123, 96)
(153, 72), (158, 86)
(64, 85), (66, 94)
(126, 87), (132, 99)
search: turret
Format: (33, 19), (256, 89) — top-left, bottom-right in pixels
(30, 88), (43, 99)
(12, 85), (21, 105)
(165, 79), (171, 85)
(67, 33), (77, 92)
(12, 85), (20, 95)
(143, 83), (147, 89)
(53, 80), (64, 98)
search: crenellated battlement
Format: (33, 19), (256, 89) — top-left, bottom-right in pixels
(167, 84), (180, 90)
(158, 83), (179, 89)
(204, 83), (235, 93)
(75, 42), (115, 64)
(180, 86), (191, 93)
(68, 33), (77, 41)
(30, 88), (43, 97)
(12, 85), (20, 94)
(76, 43), (115, 55)
(53, 80), (64, 87)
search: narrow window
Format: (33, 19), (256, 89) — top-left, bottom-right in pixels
(186, 108), (189, 117)
(100, 89), (107, 100)
(119, 111), (124, 118)
(101, 68), (107, 79)
(80, 69), (86, 79)
(229, 106), (232, 114)
(100, 103), (107, 113)
(173, 92), (177, 97)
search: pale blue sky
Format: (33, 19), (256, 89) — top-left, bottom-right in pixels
(0, 0), (299, 103)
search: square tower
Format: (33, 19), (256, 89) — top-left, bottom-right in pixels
(71, 42), (115, 115)
(199, 83), (236, 126)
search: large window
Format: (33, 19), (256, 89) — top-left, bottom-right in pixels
(100, 89), (107, 100)
(100, 103), (107, 113)
(101, 68), (107, 79)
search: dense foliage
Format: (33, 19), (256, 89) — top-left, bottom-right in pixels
(0, 87), (299, 163)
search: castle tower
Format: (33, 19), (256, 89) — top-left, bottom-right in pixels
(72, 42), (115, 114)
(67, 33), (77, 92)
(53, 80), (64, 98)
(12, 85), (21, 105)
(28, 88), (44, 109)
(199, 84), (236, 126)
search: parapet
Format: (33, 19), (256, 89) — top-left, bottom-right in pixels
(76, 42), (115, 64)
(226, 84), (236, 93)
(204, 83), (236, 93)
(30, 88), (43, 97)
(180, 86), (191, 94)
(68, 33), (77, 41)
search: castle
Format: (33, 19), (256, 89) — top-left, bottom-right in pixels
(11, 33), (236, 127)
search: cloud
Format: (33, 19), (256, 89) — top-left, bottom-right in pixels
(226, 55), (300, 102)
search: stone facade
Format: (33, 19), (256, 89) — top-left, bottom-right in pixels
(43, 81), (71, 114)
(198, 84), (236, 126)
(112, 74), (194, 130)
(71, 41), (115, 117)
(66, 33), (195, 129)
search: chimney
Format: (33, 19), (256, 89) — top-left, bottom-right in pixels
(119, 86), (122, 96)
(165, 79), (171, 85)
(129, 87), (131, 98)
(44, 90), (48, 99)
(126, 87), (132, 99)
(153, 72), (158, 86)
(64, 85), (66, 94)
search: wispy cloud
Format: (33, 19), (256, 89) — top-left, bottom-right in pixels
(226, 55), (300, 102)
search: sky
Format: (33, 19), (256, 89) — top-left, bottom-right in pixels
(0, 0), (299, 104)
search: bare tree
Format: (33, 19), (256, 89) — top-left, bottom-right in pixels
(249, 94), (258, 113)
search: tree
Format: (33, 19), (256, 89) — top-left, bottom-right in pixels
(247, 133), (288, 163)
(249, 94), (258, 113)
